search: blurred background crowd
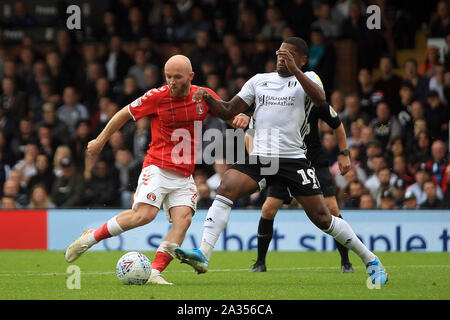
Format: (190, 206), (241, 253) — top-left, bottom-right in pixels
(0, 0), (449, 210)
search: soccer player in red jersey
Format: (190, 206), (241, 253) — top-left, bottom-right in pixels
(65, 55), (222, 285)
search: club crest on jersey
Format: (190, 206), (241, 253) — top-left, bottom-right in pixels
(196, 103), (205, 114)
(147, 192), (156, 201)
(288, 81), (297, 88)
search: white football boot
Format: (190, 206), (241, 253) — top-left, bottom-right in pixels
(65, 229), (95, 263)
(147, 271), (173, 285)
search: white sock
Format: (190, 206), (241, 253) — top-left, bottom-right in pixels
(199, 195), (233, 260)
(157, 240), (179, 258)
(324, 215), (375, 265)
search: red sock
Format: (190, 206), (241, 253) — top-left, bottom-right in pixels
(152, 251), (173, 273)
(93, 223), (112, 242)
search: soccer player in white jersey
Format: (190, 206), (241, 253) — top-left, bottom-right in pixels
(174, 37), (388, 286)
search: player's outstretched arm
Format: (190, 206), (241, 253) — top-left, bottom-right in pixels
(193, 88), (249, 120)
(87, 106), (132, 156)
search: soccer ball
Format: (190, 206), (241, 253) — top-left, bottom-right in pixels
(116, 251), (152, 285)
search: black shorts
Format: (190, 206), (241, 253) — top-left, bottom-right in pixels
(266, 165), (336, 203)
(230, 155), (323, 197)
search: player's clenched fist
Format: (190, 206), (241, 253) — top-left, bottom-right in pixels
(192, 87), (209, 103)
(86, 139), (103, 156)
(232, 113), (250, 129)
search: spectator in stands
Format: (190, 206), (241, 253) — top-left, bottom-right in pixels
(359, 193), (375, 209)
(81, 62), (105, 114)
(341, 94), (370, 136)
(9, 118), (37, 162)
(380, 189), (396, 210)
(0, 107), (18, 152)
(36, 124), (55, 159)
(27, 153), (54, 195)
(10, 1), (37, 27)
(418, 46), (440, 78)
(37, 102), (70, 147)
(70, 120), (92, 169)
(425, 90), (449, 141)
(364, 155), (396, 192)
(152, 2), (183, 42)
(1, 195), (16, 209)
(403, 58), (429, 103)
(423, 140), (449, 189)
(12, 142), (39, 191)
(113, 148), (141, 208)
(102, 35), (133, 85)
(429, 64), (447, 104)
(128, 49), (153, 91)
(1, 76), (28, 124)
(330, 89), (346, 116)
(122, 7), (149, 42)
(2, 178), (27, 208)
(411, 130), (432, 163)
(392, 154), (414, 186)
(56, 86), (89, 136)
(116, 76), (142, 108)
(18, 47), (35, 94)
(374, 55), (402, 108)
(56, 29), (83, 86)
(429, 0), (450, 37)
(342, 180), (365, 209)
(392, 178), (407, 208)
(371, 167), (395, 208)
(260, 7), (287, 40)
(396, 82), (414, 118)
(189, 31), (219, 85)
(369, 101), (402, 151)
(308, 28), (336, 97)
(51, 156), (85, 208)
(46, 50), (71, 96)
(357, 68), (380, 117)
(402, 189), (418, 209)
(282, 0), (313, 41)
(419, 180), (445, 208)
(407, 166), (444, 205)
(311, 1), (341, 40)
(237, 8), (259, 41)
(210, 10), (230, 42)
(27, 184), (55, 209)
(84, 158), (119, 207)
(129, 115), (149, 163)
(95, 10), (119, 41)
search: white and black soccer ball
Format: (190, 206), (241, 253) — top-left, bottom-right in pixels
(116, 251), (152, 285)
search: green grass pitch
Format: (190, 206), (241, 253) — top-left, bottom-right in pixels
(0, 250), (448, 300)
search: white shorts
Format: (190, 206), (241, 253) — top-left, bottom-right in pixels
(132, 165), (198, 222)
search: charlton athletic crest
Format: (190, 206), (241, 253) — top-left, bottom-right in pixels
(196, 103), (205, 114)
(147, 193), (156, 201)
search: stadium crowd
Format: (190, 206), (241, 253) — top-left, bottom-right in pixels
(0, 0), (449, 210)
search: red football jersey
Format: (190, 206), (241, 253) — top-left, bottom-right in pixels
(127, 85), (220, 176)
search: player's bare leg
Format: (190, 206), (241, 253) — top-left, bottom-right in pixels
(324, 196), (353, 273)
(250, 197), (283, 272)
(175, 169), (259, 273)
(296, 194), (387, 284)
(148, 206), (194, 285)
(65, 203), (158, 263)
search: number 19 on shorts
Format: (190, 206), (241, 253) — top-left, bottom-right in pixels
(297, 168), (320, 189)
